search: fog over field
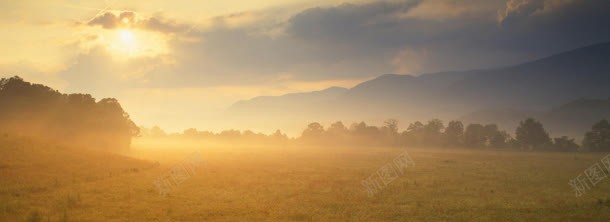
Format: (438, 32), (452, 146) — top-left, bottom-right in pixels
(1, 0), (610, 221)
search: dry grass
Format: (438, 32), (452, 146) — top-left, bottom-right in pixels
(1, 137), (609, 221)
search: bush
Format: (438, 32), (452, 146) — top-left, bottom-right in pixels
(553, 136), (580, 152)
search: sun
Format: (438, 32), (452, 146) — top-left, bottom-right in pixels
(119, 30), (135, 46)
(97, 28), (168, 59)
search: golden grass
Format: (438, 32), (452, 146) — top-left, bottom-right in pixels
(1, 137), (609, 221)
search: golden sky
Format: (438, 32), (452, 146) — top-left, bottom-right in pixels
(1, 0), (608, 134)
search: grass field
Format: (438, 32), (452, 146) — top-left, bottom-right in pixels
(1, 137), (610, 221)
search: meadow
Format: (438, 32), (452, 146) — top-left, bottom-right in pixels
(1, 137), (609, 221)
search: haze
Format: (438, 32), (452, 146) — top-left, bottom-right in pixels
(1, 0), (610, 221)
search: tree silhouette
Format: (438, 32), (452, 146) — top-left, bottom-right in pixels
(515, 118), (551, 150)
(423, 119), (444, 146)
(480, 124), (510, 148)
(302, 122), (325, 140)
(0, 76), (138, 150)
(383, 119), (399, 135)
(272, 129), (288, 141)
(553, 136), (580, 152)
(444, 120), (464, 147)
(489, 130), (510, 148)
(464, 124), (486, 148)
(582, 119), (610, 152)
(327, 121), (348, 136)
(403, 121), (424, 146)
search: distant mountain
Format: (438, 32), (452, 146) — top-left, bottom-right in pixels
(543, 98), (610, 138)
(224, 87), (348, 133)
(443, 42), (610, 109)
(227, 86), (347, 115)
(225, 42), (610, 135)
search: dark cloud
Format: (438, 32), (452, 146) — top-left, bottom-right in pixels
(277, 0), (610, 73)
(286, 1), (420, 46)
(71, 0), (610, 88)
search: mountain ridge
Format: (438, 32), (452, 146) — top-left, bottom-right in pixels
(224, 41), (610, 136)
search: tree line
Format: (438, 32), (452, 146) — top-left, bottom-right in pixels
(299, 118), (610, 152)
(144, 117), (609, 152)
(139, 126), (290, 145)
(0, 76), (138, 150)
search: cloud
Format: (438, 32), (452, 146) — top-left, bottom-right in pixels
(391, 47), (429, 75)
(117, 0), (610, 87)
(497, 0), (584, 24)
(87, 10), (189, 34)
(21, 0), (610, 90)
(87, 11), (136, 29)
(402, 0), (500, 21)
(286, 1), (420, 46)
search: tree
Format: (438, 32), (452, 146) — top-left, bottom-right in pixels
(0, 76), (138, 150)
(183, 128), (199, 137)
(219, 129), (241, 138)
(515, 118), (551, 150)
(381, 119), (400, 145)
(553, 136), (580, 152)
(150, 126), (167, 137)
(383, 119), (399, 135)
(403, 121), (424, 146)
(327, 121), (348, 136)
(423, 119), (444, 146)
(302, 122), (325, 140)
(481, 124), (510, 148)
(582, 119), (610, 152)
(464, 124), (486, 148)
(444, 120), (464, 147)
(489, 130), (510, 148)
(407, 121), (424, 132)
(349, 122), (381, 146)
(272, 129), (288, 141)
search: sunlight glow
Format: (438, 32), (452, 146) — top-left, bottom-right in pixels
(99, 29), (168, 59)
(119, 30), (135, 46)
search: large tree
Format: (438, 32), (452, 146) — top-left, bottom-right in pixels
(0, 76), (138, 150)
(582, 119), (610, 152)
(515, 118), (551, 150)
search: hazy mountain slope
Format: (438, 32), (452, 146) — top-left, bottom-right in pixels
(444, 42), (610, 109)
(224, 87), (349, 134)
(224, 42), (610, 135)
(227, 87), (347, 115)
(542, 98), (610, 138)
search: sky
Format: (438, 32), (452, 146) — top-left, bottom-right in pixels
(1, 0), (609, 133)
